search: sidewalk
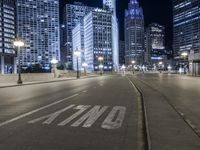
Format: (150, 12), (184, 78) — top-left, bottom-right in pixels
(130, 76), (200, 150)
(0, 75), (98, 88)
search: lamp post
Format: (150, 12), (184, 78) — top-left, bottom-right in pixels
(98, 56), (104, 76)
(131, 60), (135, 74)
(14, 40), (24, 84)
(74, 49), (81, 78)
(121, 65), (126, 76)
(158, 61), (163, 73)
(51, 58), (58, 78)
(181, 52), (188, 74)
(82, 62), (88, 76)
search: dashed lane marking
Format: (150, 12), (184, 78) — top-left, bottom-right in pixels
(0, 93), (79, 127)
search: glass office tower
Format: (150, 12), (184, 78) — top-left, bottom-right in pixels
(63, 2), (94, 69)
(125, 0), (144, 65)
(84, 9), (113, 72)
(145, 23), (165, 65)
(103, 0), (119, 71)
(173, 0), (200, 75)
(0, 0), (16, 74)
(16, 0), (60, 69)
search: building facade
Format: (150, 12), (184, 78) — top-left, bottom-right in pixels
(119, 41), (125, 65)
(84, 9), (113, 72)
(103, 0), (119, 71)
(63, 2), (94, 69)
(125, 0), (144, 65)
(173, 0), (200, 75)
(145, 23), (165, 66)
(72, 23), (84, 71)
(0, 0), (16, 74)
(16, 0), (60, 69)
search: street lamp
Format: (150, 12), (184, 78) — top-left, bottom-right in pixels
(14, 40), (24, 84)
(121, 65), (126, 76)
(131, 60), (136, 74)
(82, 62), (88, 76)
(181, 52), (188, 57)
(158, 61), (163, 65)
(158, 61), (163, 73)
(74, 49), (81, 78)
(51, 58), (58, 78)
(181, 52), (188, 74)
(98, 56), (104, 76)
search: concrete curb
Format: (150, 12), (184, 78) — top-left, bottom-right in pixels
(0, 75), (99, 89)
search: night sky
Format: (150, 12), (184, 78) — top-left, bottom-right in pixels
(60, 0), (173, 48)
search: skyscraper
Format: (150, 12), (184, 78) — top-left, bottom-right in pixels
(103, 0), (116, 16)
(173, 0), (200, 75)
(0, 0), (16, 74)
(84, 9), (113, 72)
(145, 23), (165, 66)
(16, 0), (60, 69)
(119, 41), (125, 65)
(103, 0), (119, 71)
(63, 2), (94, 69)
(125, 0), (144, 65)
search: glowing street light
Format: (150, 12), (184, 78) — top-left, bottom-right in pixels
(181, 52), (188, 57)
(74, 48), (81, 78)
(131, 60), (136, 64)
(98, 56), (104, 61)
(158, 61), (163, 65)
(14, 39), (24, 84)
(51, 58), (58, 78)
(180, 52), (188, 74)
(98, 56), (104, 76)
(131, 60), (136, 74)
(82, 62), (88, 76)
(51, 58), (58, 65)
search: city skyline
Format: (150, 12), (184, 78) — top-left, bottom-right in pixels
(0, 1), (200, 150)
(60, 0), (173, 48)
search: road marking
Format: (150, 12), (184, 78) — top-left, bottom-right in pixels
(29, 105), (75, 124)
(71, 105), (108, 128)
(82, 90), (88, 93)
(102, 106), (126, 130)
(0, 94), (79, 127)
(58, 105), (91, 126)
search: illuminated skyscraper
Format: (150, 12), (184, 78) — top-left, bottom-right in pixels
(119, 41), (125, 65)
(84, 9), (113, 71)
(63, 2), (94, 69)
(173, 0), (200, 75)
(103, 0), (119, 71)
(103, 0), (116, 16)
(145, 23), (165, 65)
(0, 0), (16, 74)
(16, 0), (60, 68)
(125, 0), (144, 65)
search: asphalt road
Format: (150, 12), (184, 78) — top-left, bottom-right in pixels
(0, 76), (141, 150)
(130, 73), (200, 150)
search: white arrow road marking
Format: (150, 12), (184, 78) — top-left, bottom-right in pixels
(71, 105), (108, 128)
(0, 94), (79, 127)
(101, 106), (126, 130)
(28, 105), (75, 124)
(58, 105), (91, 126)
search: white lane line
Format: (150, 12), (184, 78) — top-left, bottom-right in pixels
(58, 105), (91, 126)
(82, 90), (88, 93)
(101, 106), (126, 130)
(0, 93), (79, 127)
(28, 105), (75, 124)
(71, 105), (108, 128)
